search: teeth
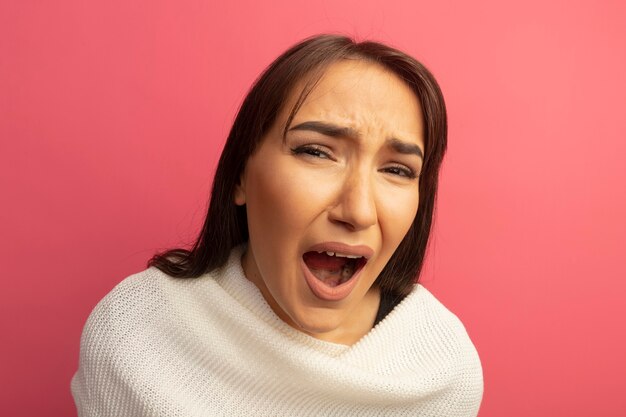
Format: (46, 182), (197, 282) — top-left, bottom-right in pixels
(315, 250), (364, 259)
(331, 252), (362, 259)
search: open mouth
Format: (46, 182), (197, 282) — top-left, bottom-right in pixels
(302, 251), (368, 288)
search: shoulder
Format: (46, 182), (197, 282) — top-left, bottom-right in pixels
(72, 268), (157, 413)
(389, 285), (484, 410)
(73, 268), (173, 372)
(408, 284), (483, 387)
(72, 267), (221, 414)
(386, 284), (483, 380)
(364, 284), (482, 366)
(411, 285), (471, 331)
(76, 266), (217, 351)
(404, 284), (481, 355)
(80, 268), (167, 337)
(347, 284), (483, 413)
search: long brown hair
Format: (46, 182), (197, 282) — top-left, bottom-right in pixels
(148, 34), (447, 296)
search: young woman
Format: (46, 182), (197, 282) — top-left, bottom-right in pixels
(72, 34), (483, 416)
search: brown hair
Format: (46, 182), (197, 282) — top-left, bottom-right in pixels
(149, 34), (447, 296)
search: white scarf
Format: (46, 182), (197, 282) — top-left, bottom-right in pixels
(72, 246), (483, 416)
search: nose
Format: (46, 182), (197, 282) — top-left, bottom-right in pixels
(328, 166), (378, 231)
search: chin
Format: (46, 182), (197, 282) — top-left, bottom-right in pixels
(288, 306), (346, 336)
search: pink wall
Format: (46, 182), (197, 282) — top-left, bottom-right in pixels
(2, 0), (625, 415)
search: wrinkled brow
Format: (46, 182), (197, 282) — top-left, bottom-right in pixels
(289, 121), (360, 139)
(289, 121), (423, 160)
(386, 138), (423, 160)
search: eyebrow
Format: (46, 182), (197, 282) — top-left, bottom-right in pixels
(288, 121), (424, 160)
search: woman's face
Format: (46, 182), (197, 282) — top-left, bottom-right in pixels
(236, 60), (424, 344)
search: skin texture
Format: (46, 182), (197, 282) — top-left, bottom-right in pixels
(235, 60), (424, 345)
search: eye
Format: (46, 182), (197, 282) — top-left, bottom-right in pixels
(290, 145), (334, 160)
(381, 164), (418, 179)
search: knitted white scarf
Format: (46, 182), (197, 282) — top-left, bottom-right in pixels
(72, 246), (483, 416)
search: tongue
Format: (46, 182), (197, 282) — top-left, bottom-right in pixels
(303, 251), (348, 271)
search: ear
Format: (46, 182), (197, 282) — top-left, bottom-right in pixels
(233, 178), (246, 206)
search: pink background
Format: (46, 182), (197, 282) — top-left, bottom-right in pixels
(2, 0), (625, 416)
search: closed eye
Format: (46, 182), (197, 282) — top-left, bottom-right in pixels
(290, 145), (334, 161)
(381, 164), (418, 179)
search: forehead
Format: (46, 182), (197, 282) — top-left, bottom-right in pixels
(283, 59), (424, 146)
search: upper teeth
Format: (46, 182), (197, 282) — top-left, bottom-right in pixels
(317, 250), (362, 259)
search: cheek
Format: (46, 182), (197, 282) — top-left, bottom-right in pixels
(245, 172), (287, 239)
(245, 162), (333, 241)
(378, 188), (420, 245)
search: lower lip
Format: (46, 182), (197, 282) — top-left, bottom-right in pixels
(300, 258), (363, 302)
